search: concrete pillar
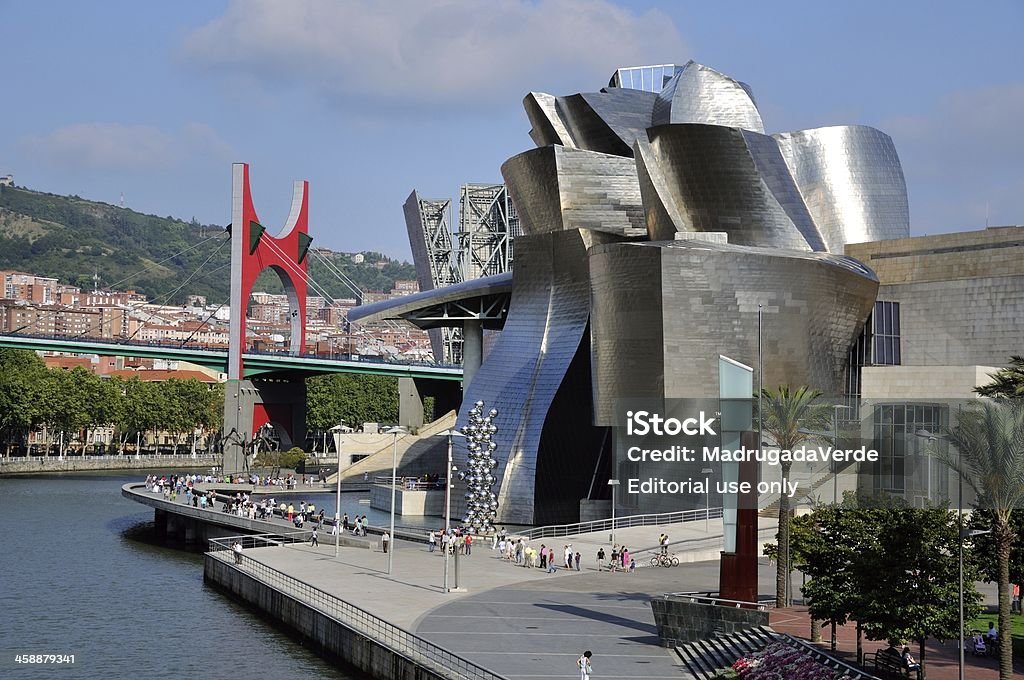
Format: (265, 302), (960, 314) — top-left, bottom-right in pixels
(222, 380), (257, 474)
(463, 319), (483, 390)
(398, 377), (424, 432)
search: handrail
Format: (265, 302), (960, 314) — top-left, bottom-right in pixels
(522, 507), (724, 540)
(207, 536), (507, 680)
(2, 453), (219, 463)
(373, 475), (447, 490)
(664, 591), (773, 611)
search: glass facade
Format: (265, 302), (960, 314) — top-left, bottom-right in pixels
(872, 403), (947, 501)
(845, 300), (902, 419)
(609, 64), (684, 93)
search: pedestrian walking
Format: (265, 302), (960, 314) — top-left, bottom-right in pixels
(574, 551), (581, 571)
(429, 530), (437, 552)
(597, 547), (606, 571)
(382, 531), (391, 554)
(310, 528), (319, 547)
(577, 650), (593, 679)
(465, 533), (473, 555)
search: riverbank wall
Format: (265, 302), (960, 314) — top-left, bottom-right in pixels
(204, 555), (456, 680)
(1, 454), (220, 475)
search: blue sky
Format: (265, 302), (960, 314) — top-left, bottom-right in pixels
(2, 1), (1022, 260)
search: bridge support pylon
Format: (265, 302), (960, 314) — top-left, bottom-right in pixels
(223, 163), (313, 475)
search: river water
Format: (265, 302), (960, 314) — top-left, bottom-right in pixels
(0, 472), (367, 679)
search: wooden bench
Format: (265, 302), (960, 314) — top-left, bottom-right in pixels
(870, 647), (921, 679)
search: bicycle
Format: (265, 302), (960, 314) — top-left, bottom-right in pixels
(650, 553), (680, 567)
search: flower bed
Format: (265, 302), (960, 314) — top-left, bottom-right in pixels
(714, 641), (844, 680)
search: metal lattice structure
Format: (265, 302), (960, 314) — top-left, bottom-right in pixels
(457, 184), (520, 281)
(404, 185), (520, 364)
(403, 191), (462, 363)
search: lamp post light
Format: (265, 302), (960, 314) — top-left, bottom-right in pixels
(329, 422), (346, 558)
(382, 426), (407, 575)
(438, 428), (465, 593)
(607, 479), (620, 545)
(832, 405), (852, 505)
(700, 468), (713, 532)
(917, 426), (973, 680)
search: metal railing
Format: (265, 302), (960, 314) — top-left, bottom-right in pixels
(207, 536), (507, 680)
(2, 453), (219, 463)
(780, 634), (880, 679)
(373, 475), (447, 490)
(209, 531), (309, 551)
(664, 591), (772, 611)
(522, 507), (724, 540)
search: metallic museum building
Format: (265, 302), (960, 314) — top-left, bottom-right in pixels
(358, 61), (918, 525)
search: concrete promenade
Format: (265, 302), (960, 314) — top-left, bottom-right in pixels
(218, 516), (779, 679)
(136, 482), (1016, 678)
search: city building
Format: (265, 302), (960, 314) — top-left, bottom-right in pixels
(365, 60), (912, 525)
(843, 226), (1024, 506)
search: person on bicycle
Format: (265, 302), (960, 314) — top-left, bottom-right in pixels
(659, 533), (669, 556)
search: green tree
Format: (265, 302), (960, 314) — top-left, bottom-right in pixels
(0, 349), (46, 452)
(306, 373), (400, 436)
(944, 400), (1024, 680)
(968, 509), (1024, 590)
(758, 385), (833, 608)
(859, 506), (981, 678)
(976, 356), (1024, 398)
(39, 368), (93, 455)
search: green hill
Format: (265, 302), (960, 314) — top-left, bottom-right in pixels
(0, 185), (416, 304)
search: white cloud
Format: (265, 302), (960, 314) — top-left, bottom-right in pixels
(21, 122), (234, 173)
(181, 0), (687, 110)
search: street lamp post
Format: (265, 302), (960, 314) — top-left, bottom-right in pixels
(917, 426), (976, 680)
(329, 422), (346, 558)
(438, 428), (465, 593)
(607, 479), (620, 545)
(701, 467), (714, 532)
(832, 405), (852, 505)
(382, 426), (407, 575)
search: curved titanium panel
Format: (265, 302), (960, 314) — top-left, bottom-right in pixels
(526, 89), (657, 156)
(634, 136), (692, 237)
(589, 239), (878, 425)
(576, 88), (658, 155)
(740, 130), (827, 251)
(524, 92), (573, 149)
(452, 230), (601, 525)
(652, 61), (765, 133)
(556, 94), (634, 156)
(774, 125), (910, 251)
(501, 146), (644, 238)
(641, 124), (813, 250)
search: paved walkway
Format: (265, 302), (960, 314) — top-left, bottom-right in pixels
(229, 520), (782, 679)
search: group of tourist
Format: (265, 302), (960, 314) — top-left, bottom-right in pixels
(426, 527), (474, 555)
(422, 525), (640, 575)
(335, 512), (371, 536)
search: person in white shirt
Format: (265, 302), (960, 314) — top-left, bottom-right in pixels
(576, 650), (592, 679)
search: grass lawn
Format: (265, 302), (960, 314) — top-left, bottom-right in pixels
(969, 612), (1024, 658)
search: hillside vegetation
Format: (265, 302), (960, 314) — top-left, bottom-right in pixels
(0, 185), (416, 304)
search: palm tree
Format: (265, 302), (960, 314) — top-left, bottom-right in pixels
(945, 399), (1024, 680)
(759, 385), (833, 608)
(976, 356), (1024, 398)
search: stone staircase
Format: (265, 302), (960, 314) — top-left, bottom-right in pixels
(674, 625), (778, 679)
(675, 628), (880, 680)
